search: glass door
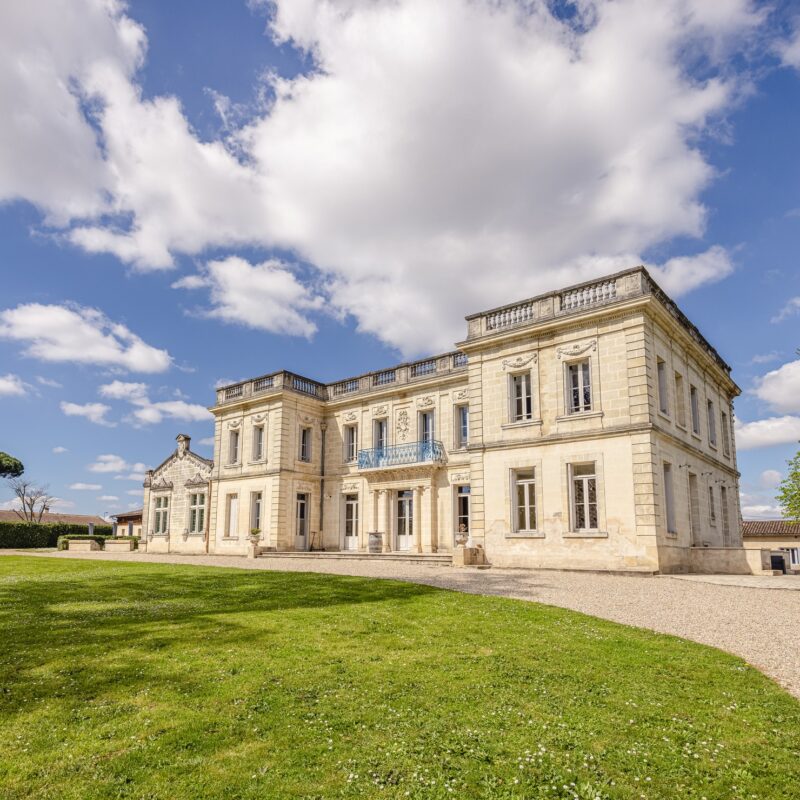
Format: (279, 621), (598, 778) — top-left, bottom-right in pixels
(396, 490), (413, 551)
(343, 494), (358, 550)
(295, 493), (308, 550)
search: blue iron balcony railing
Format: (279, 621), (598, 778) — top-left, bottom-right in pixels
(357, 440), (446, 470)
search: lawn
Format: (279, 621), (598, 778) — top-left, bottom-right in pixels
(0, 557), (798, 799)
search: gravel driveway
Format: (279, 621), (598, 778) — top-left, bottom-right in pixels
(4, 549), (800, 699)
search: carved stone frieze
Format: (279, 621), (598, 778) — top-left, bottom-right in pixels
(557, 340), (597, 359)
(341, 482), (359, 492)
(450, 472), (470, 483)
(150, 477), (173, 491)
(396, 409), (410, 441)
(417, 396), (435, 408)
(228, 419), (241, 429)
(373, 405), (388, 417)
(453, 389), (468, 401)
(343, 411), (358, 422)
(185, 472), (209, 488)
(502, 353), (537, 371)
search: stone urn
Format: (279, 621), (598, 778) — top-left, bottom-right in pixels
(248, 529), (262, 545)
(454, 530), (469, 547)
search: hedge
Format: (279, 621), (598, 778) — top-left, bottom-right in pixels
(56, 533), (113, 551)
(0, 521), (113, 549)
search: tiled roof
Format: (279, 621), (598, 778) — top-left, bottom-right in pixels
(742, 519), (800, 537)
(0, 510), (109, 526)
(112, 509), (143, 522)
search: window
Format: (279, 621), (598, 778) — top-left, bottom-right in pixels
(420, 411), (434, 443)
(296, 493), (309, 538)
(707, 400), (717, 446)
(514, 470), (537, 532)
(657, 359), (669, 415)
(708, 485), (716, 526)
(510, 373), (533, 421)
(674, 373), (686, 427)
(690, 386), (700, 434)
(571, 463), (598, 531)
(688, 473), (701, 545)
(567, 360), (592, 414)
(154, 495), (169, 534)
(663, 463), (676, 534)
(252, 424), (264, 461)
(299, 427), (311, 462)
(456, 405), (469, 448)
(456, 485), (470, 534)
(228, 429), (240, 464)
(344, 494), (359, 539)
(225, 494), (238, 537)
(374, 418), (387, 452)
(720, 487), (730, 545)
(189, 493), (205, 534)
(250, 491), (262, 531)
(344, 424), (358, 462)
(721, 411), (731, 456)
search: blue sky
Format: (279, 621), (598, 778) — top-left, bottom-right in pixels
(1, 0), (799, 519)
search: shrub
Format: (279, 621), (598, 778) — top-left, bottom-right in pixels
(0, 522), (112, 549)
(56, 533), (113, 551)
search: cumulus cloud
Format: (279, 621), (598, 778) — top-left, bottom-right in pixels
(52, 446), (68, 454)
(88, 454), (136, 473)
(735, 416), (800, 450)
(60, 401), (115, 427)
(97, 495), (119, 502)
(97, 379), (212, 426)
(771, 297), (800, 324)
(0, 373), (26, 397)
(36, 376), (62, 388)
(70, 482), (102, 491)
(777, 19), (800, 69)
(760, 469), (783, 489)
(0, 0), (769, 354)
(753, 359), (800, 414)
(99, 380), (149, 401)
(0, 304), (171, 372)
(173, 257), (324, 337)
(741, 503), (784, 519)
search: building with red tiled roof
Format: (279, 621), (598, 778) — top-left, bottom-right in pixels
(0, 510), (108, 527)
(742, 520), (800, 573)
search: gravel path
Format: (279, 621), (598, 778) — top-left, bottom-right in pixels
(4, 550), (800, 699)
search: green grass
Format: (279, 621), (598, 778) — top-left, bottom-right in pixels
(1, 557), (798, 799)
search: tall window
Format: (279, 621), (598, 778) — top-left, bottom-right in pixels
(720, 487), (730, 545)
(514, 470), (537, 532)
(657, 359), (668, 415)
(663, 463), (676, 534)
(456, 405), (469, 448)
(456, 485), (470, 534)
(721, 411), (731, 456)
(708, 485), (716, 526)
(154, 495), (169, 534)
(252, 424), (264, 461)
(707, 400), (717, 446)
(674, 373), (686, 427)
(296, 493), (309, 538)
(571, 463), (598, 531)
(374, 418), (387, 452)
(510, 373), (532, 421)
(420, 411), (434, 443)
(567, 360), (592, 414)
(344, 425), (358, 462)
(250, 491), (262, 531)
(299, 427), (311, 462)
(344, 494), (359, 540)
(225, 494), (238, 537)
(228, 429), (240, 464)
(690, 386), (700, 434)
(189, 493), (205, 534)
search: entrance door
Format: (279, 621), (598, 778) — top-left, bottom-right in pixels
(343, 494), (359, 550)
(396, 490), (413, 551)
(295, 493), (309, 550)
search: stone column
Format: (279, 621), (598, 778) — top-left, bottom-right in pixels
(421, 484), (436, 553)
(413, 485), (423, 553)
(382, 489), (392, 552)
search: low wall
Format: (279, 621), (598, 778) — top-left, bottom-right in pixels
(67, 539), (100, 552)
(687, 546), (757, 575)
(105, 539), (135, 552)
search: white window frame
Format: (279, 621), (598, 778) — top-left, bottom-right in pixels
(690, 386), (700, 435)
(707, 400), (717, 447)
(454, 484), (471, 537)
(513, 470), (537, 533)
(252, 424), (265, 461)
(228, 429), (240, 465)
(509, 372), (533, 422)
(154, 495), (169, 534)
(225, 493), (238, 538)
(674, 372), (686, 428)
(455, 404), (469, 448)
(566, 359), (592, 414)
(299, 427), (312, 462)
(188, 493), (205, 534)
(419, 411), (435, 444)
(569, 462), (599, 532)
(374, 418), (388, 451)
(344, 424), (358, 463)
(296, 493), (309, 538)
(343, 493), (359, 540)
(250, 491), (262, 532)
(663, 463), (676, 535)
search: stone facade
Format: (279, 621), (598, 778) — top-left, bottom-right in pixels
(142, 267), (745, 573)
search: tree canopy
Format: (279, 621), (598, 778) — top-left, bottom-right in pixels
(0, 452), (24, 479)
(777, 450), (800, 523)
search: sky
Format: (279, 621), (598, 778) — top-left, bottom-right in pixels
(0, 0), (799, 520)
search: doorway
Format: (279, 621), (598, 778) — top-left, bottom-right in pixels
(396, 490), (413, 551)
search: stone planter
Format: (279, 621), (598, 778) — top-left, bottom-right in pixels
(68, 539), (101, 552)
(368, 532), (383, 553)
(105, 539), (136, 552)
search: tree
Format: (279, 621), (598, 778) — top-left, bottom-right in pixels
(5, 478), (56, 523)
(0, 452), (24, 478)
(777, 451), (800, 523)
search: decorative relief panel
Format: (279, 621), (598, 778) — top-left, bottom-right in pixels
(396, 409), (410, 442)
(450, 472), (470, 483)
(341, 482), (359, 492)
(373, 404), (388, 417)
(501, 353), (537, 371)
(417, 396), (435, 408)
(343, 411), (358, 422)
(228, 419), (241, 429)
(453, 389), (468, 401)
(151, 477), (174, 491)
(253, 413), (267, 423)
(557, 340), (597, 359)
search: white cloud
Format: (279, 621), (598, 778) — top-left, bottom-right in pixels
(0, 304), (171, 372)
(771, 297), (800, 324)
(753, 359), (800, 414)
(97, 495), (119, 502)
(114, 471), (147, 482)
(735, 416), (800, 450)
(760, 469), (783, 489)
(174, 257), (323, 337)
(750, 351), (781, 365)
(0, 0), (768, 354)
(52, 446), (68, 454)
(742, 504), (784, 519)
(60, 401), (115, 427)
(99, 380), (149, 401)
(0, 373), (26, 396)
(98, 379), (211, 426)
(198, 437), (215, 446)
(69, 482), (102, 491)
(36, 376), (62, 388)
(777, 20), (800, 69)
(88, 454), (130, 473)
(126, 489), (143, 497)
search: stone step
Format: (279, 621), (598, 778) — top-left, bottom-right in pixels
(256, 550), (453, 565)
